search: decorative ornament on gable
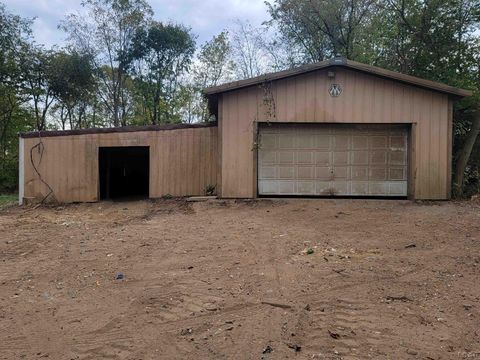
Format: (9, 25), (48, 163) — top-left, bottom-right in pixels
(329, 84), (342, 97)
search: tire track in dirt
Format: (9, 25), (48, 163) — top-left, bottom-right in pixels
(305, 296), (389, 359)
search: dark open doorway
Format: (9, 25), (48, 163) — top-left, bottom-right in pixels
(99, 146), (150, 200)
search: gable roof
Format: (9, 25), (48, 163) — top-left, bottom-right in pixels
(204, 58), (472, 98)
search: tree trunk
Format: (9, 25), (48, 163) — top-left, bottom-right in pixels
(113, 96), (120, 127)
(453, 112), (480, 197)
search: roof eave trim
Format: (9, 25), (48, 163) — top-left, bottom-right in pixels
(19, 122), (217, 138)
(345, 60), (472, 98)
(203, 59), (472, 98)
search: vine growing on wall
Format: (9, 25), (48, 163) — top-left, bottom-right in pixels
(30, 133), (55, 204)
(252, 80), (277, 151)
(259, 80), (276, 122)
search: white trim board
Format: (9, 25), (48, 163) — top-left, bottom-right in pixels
(18, 137), (24, 205)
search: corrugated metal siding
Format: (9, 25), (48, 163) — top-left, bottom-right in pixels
(219, 68), (451, 199)
(23, 126), (218, 203)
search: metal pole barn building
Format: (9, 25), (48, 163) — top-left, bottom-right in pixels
(19, 58), (472, 203)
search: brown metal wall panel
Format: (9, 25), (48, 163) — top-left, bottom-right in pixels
(220, 68), (450, 199)
(446, 100), (453, 198)
(22, 127), (218, 203)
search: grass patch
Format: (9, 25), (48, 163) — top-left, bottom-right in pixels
(0, 194), (17, 208)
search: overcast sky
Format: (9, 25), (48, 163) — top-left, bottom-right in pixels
(3, 0), (270, 48)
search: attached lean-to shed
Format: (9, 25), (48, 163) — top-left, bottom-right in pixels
(19, 58), (471, 203)
(19, 123), (218, 203)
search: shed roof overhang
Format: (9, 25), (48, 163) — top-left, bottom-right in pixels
(19, 122), (217, 138)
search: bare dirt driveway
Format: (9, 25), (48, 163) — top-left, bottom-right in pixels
(0, 199), (479, 360)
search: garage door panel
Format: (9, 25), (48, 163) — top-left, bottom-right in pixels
(259, 166), (276, 179)
(297, 166), (315, 180)
(278, 181), (295, 194)
(370, 168), (388, 181)
(297, 134), (316, 148)
(351, 181), (369, 195)
(315, 166), (331, 180)
(315, 181), (331, 194)
(332, 181), (349, 195)
(315, 152), (331, 165)
(258, 180), (278, 194)
(259, 150), (276, 164)
(278, 151), (294, 164)
(369, 182), (388, 195)
(297, 151), (314, 164)
(278, 166), (295, 179)
(297, 181), (315, 194)
(370, 151), (387, 165)
(389, 150), (407, 165)
(316, 135), (331, 149)
(332, 166), (349, 179)
(278, 134), (295, 149)
(333, 151), (349, 165)
(390, 129), (407, 136)
(261, 134), (277, 149)
(352, 136), (368, 150)
(389, 168), (406, 181)
(258, 125), (408, 197)
(371, 136), (388, 149)
(389, 182), (407, 195)
(390, 136), (406, 149)
(334, 135), (350, 150)
(351, 167), (368, 180)
(352, 151), (369, 165)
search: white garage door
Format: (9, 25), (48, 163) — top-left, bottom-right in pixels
(258, 124), (408, 196)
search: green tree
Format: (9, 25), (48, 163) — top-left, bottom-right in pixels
(18, 45), (58, 131)
(266, 0), (378, 62)
(371, 0), (480, 196)
(267, 0), (480, 196)
(0, 4), (35, 192)
(60, 0), (153, 126)
(128, 21), (195, 124)
(49, 51), (96, 129)
(192, 31), (233, 121)
(195, 31), (233, 89)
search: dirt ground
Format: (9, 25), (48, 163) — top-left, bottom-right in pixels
(0, 199), (479, 360)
